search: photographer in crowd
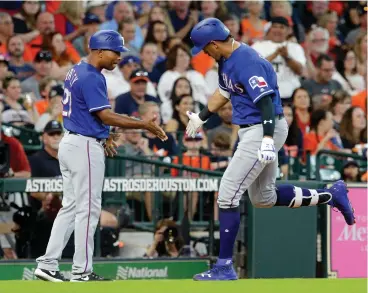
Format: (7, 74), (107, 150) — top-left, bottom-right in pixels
(145, 218), (184, 258)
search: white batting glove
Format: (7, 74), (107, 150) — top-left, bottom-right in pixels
(258, 137), (276, 165)
(186, 111), (205, 138)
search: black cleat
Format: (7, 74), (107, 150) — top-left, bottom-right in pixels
(34, 268), (68, 282)
(70, 272), (112, 282)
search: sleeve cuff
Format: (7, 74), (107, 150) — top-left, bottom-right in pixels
(253, 89), (274, 103)
(89, 104), (111, 112)
(218, 87), (230, 100)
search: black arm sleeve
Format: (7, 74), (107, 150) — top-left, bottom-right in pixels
(255, 95), (275, 137)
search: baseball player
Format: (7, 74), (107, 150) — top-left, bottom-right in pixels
(186, 18), (355, 281)
(34, 30), (167, 282)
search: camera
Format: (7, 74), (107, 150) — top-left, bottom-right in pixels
(163, 226), (179, 244)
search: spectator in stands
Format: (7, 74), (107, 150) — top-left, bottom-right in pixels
(334, 49), (366, 96)
(72, 14), (101, 57)
(353, 33), (367, 79)
(165, 94), (194, 136)
(100, 1), (144, 50)
(252, 17), (306, 100)
(115, 69), (159, 117)
(0, 54), (9, 93)
(283, 103), (303, 159)
(21, 50), (52, 100)
(35, 85), (63, 132)
(34, 77), (58, 115)
(158, 44), (208, 120)
(0, 12), (15, 56)
(318, 11), (343, 52)
(241, 1), (266, 45)
(85, 0), (107, 23)
(145, 219), (184, 258)
(12, 0), (41, 43)
(304, 109), (342, 157)
(121, 128), (154, 220)
(329, 90), (351, 131)
(302, 0), (329, 32)
(223, 15), (242, 42)
(339, 106), (367, 150)
(210, 132), (232, 172)
(207, 103), (232, 148)
(171, 132), (210, 220)
(304, 26), (329, 78)
(168, 1), (202, 45)
(27, 12), (80, 62)
(118, 17), (139, 55)
(54, 1), (86, 42)
(28, 120), (63, 211)
(292, 87), (312, 136)
(145, 20), (170, 60)
(141, 5), (175, 39)
(161, 76), (192, 124)
(2, 75), (38, 126)
(0, 109), (31, 259)
(225, 1), (248, 20)
(201, 1), (227, 20)
(302, 54), (342, 109)
(341, 161), (361, 183)
(139, 101), (178, 157)
(140, 42), (161, 86)
(103, 55), (157, 102)
(7, 35), (35, 81)
(345, 7), (367, 46)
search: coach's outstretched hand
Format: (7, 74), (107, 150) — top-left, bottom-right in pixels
(104, 133), (120, 157)
(186, 111), (205, 138)
(145, 117), (168, 141)
(258, 137), (276, 165)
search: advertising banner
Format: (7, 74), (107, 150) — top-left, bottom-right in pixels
(327, 186), (367, 278)
(0, 259), (209, 280)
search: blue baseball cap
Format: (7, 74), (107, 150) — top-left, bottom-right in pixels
(119, 55), (141, 67)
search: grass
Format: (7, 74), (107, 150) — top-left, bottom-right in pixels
(0, 279), (366, 293)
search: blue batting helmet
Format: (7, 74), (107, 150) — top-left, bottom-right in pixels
(89, 30), (128, 53)
(190, 18), (230, 56)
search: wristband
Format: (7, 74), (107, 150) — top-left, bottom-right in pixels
(198, 106), (213, 121)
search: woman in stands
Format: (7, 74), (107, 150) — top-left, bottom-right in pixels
(141, 5), (175, 40)
(292, 87), (312, 136)
(303, 109), (343, 156)
(339, 106), (367, 150)
(329, 90), (351, 131)
(12, 1), (41, 43)
(1, 75), (38, 127)
(144, 20), (170, 60)
(353, 33), (367, 82)
(161, 76), (192, 124)
(42, 32), (77, 80)
(334, 50), (365, 95)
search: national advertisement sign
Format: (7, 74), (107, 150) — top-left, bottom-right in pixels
(327, 186), (367, 278)
(0, 259), (209, 280)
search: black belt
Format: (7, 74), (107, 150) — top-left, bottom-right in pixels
(68, 131), (105, 144)
(240, 114), (284, 129)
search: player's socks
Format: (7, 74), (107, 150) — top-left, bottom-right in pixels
(218, 207), (240, 261)
(275, 184), (332, 208)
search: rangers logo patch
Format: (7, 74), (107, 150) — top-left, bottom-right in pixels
(249, 76), (268, 89)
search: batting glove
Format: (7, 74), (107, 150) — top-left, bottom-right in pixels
(258, 137), (276, 165)
(186, 111), (205, 138)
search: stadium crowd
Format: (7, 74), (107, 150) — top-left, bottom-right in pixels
(0, 0), (367, 260)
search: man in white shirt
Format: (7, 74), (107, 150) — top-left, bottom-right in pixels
(102, 55), (157, 109)
(252, 17), (306, 100)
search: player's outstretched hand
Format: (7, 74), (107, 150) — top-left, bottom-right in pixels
(258, 137), (276, 165)
(186, 111), (205, 138)
(104, 133), (120, 157)
(145, 117), (168, 141)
